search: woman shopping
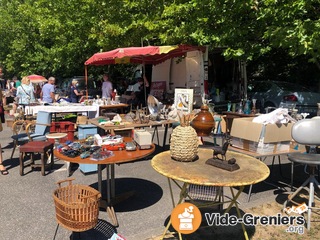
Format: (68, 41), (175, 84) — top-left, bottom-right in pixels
(69, 79), (83, 103)
(16, 76), (35, 107)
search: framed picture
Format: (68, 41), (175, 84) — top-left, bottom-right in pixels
(174, 89), (194, 113)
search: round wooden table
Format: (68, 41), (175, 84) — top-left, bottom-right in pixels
(151, 148), (270, 240)
(54, 137), (155, 226)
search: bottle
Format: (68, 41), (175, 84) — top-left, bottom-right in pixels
(238, 100), (243, 114)
(110, 89), (116, 101)
(115, 90), (120, 104)
(244, 100), (251, 114)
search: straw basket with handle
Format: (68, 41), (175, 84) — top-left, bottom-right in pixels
(53, 178), (101, 238)
(170, 112), (199, 162)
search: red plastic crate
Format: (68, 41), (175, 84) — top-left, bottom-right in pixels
(50, 121), (75, 133)
(49, 121), (75, 142)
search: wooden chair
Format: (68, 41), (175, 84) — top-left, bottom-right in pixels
(11, 111), (52, 159)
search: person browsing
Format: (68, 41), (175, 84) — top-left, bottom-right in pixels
(69, 79), (83, 103)
(16, 76), (35, 106)
(40, 77), (56, 103)
(102, 73), (113, 99)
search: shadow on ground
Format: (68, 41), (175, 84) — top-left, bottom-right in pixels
(90, 177), (163, 212)
(55, 219), (118, 240)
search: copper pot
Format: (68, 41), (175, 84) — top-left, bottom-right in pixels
(191, 105), (215, 136)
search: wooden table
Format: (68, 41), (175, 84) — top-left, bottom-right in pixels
(25, 103), (99, 118)
(151, 149), (270, 240)
(54, 137), (155, 226)
(89, 118), (176, 149)
(98, 103), (129, 115)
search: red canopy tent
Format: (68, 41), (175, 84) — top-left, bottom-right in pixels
(85, 45), (206, 66)
(84, 44), (206, 98)
(27, 74), (47, 83)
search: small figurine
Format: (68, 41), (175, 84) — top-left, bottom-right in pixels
(212, 140), (230, 161)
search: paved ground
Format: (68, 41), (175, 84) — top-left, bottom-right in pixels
(0, 116), (311, 240)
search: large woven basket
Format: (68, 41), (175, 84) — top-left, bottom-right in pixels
(53, 179), (101, 232)
(170, 125), (199, 162)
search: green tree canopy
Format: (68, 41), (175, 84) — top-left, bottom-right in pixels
(0, 0), (319, 81)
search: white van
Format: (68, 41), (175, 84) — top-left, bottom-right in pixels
(150, 50), (207, 106)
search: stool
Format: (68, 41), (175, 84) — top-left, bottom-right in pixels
(284, 152), (320, 230)
(46, 133), (68, 146)
(19, 141), (54, 176)
(283, 118), (320, 230)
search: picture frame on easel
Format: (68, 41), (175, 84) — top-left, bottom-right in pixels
(174, 88), (193, 113)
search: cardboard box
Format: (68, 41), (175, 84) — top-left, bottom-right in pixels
(134, 129), (152, 146)
(231, 137), (291, 154)
(230, 117), (293, 153)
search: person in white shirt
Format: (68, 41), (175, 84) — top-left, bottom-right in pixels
(102, 74), (113, 99)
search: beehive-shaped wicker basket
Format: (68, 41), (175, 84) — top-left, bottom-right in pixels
(53, 179), (101, 232)
(170, 113), (199, 162)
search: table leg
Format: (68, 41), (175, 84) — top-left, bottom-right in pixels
(152, 126), (160, 145)
(111, 164), (115, 199)
(168, 178), (176, 207)
(98, 164), (103, 193)
(106, 164), (111, 205)
(100, 164), (118, 227)
(162, 124), (169, 150)
(100, 163), (133, 227)
(224, 186), (249, 240)
(291, 161), (294, 192)
(161, 180), (188, 240)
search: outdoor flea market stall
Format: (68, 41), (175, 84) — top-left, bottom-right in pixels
(2, 45), (319, 240)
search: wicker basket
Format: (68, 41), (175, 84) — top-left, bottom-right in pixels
(170, 125), (199, 161)
(53, 178), (101, 232)
(170, 113), (199, 162)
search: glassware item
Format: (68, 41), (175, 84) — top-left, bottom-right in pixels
(227, 101), (231, 112)
(208, 103), (215, 114)
(317, 103), (320, 116)
(232, 103), (236, 112)
(244, 100), (251, 114)
(238, 100), (244, 114)
(251, 99), (257, 114)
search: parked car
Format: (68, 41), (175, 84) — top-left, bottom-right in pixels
(247, 81), (320, 116)
(55, 76), (102, 98)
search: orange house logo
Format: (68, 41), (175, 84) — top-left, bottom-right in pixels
(171, 203), (202, 234)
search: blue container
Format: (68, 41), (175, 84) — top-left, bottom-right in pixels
(78, 124), (97, 140)
(79, 163), (98, 174)
(78, 124), (98, 174)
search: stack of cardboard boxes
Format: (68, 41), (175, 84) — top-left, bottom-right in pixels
(230, 117), (293, 154)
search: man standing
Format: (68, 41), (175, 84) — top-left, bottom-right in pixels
(41, 76), (56, 103)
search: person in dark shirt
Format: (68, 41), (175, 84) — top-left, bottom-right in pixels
(69, 79), (83, 103)
(135, 75), (150, 107)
